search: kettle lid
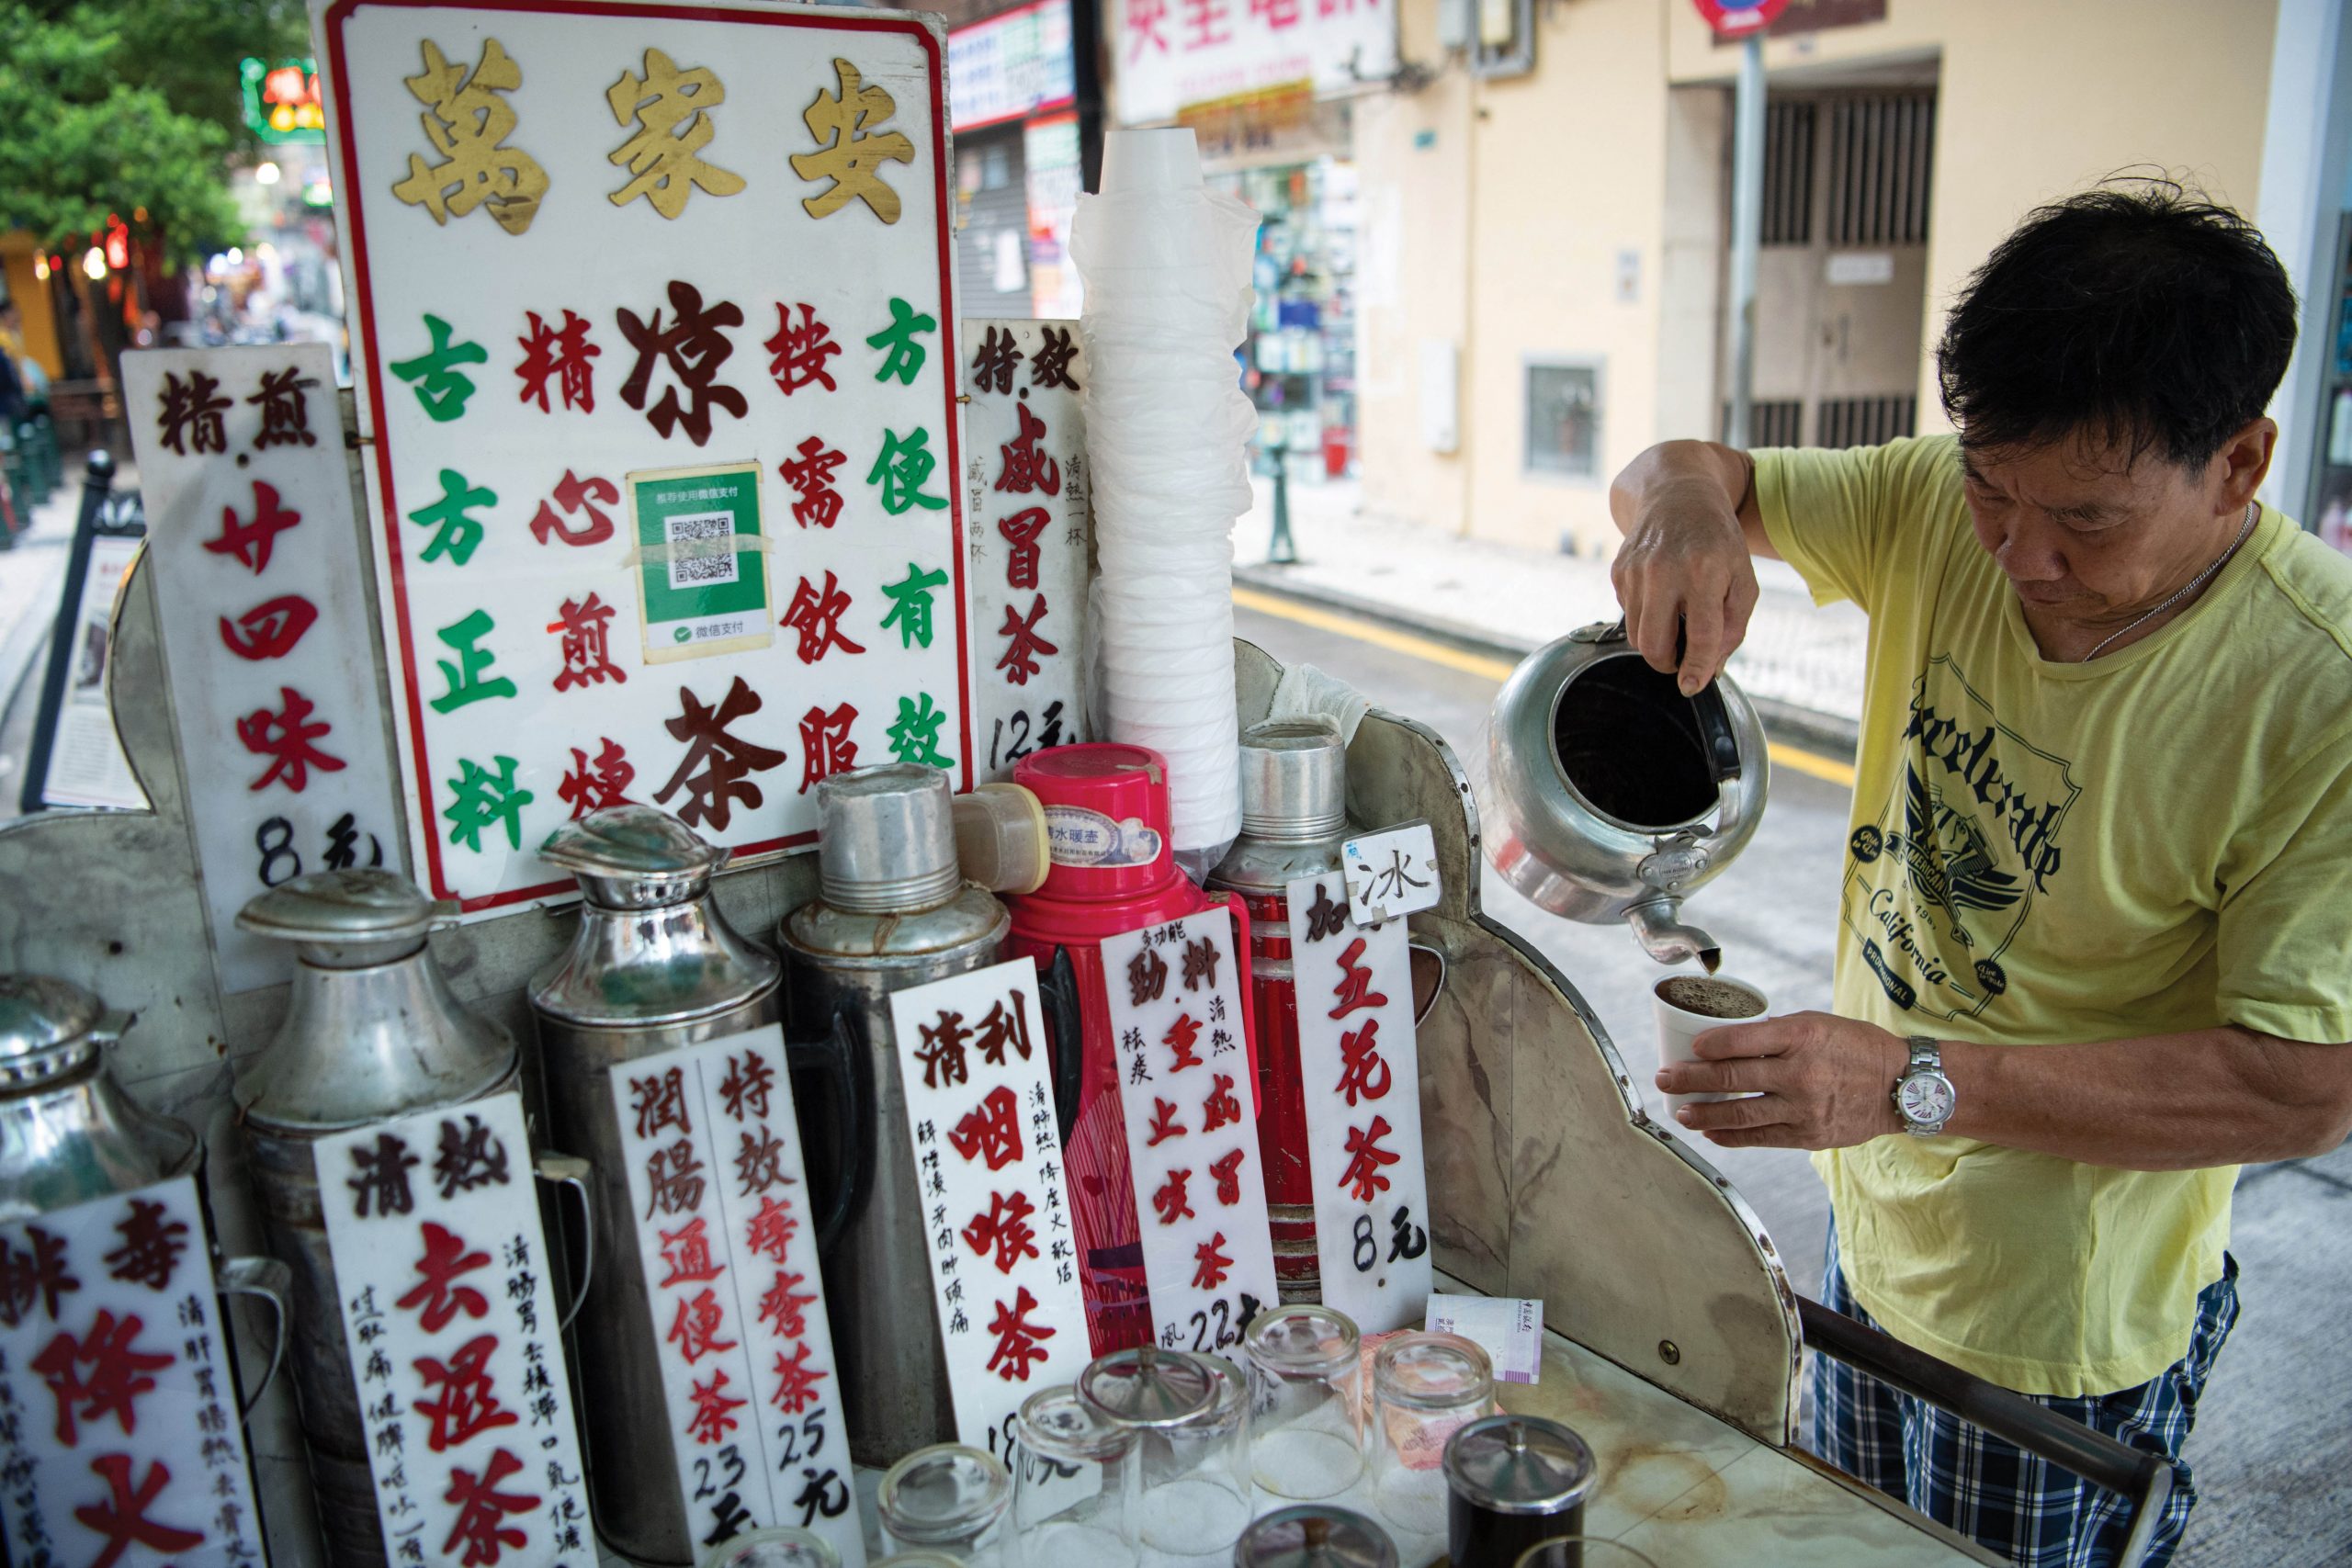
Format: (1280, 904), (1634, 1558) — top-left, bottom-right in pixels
(0, 974), (107, 1087)
(238, 870), (440, 966)
(540, 805), (729, 908)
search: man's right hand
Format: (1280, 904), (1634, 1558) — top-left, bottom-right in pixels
(1606, 441), (1771, 695)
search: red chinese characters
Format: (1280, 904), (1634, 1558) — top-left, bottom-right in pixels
(995, 595), (1058, 686)
(219, 594), (318, 661)
(413, 1333), (521, 1450)
(397, 1222), (494, 1333)
(995, 402), (1061, 496)
(1162, 1013), (1204, 1074)
(797, 703), (859, 793)
(781, 436), (848, 530)
(33, 1309), (172, 1444)
(997, 507), (1049, 590)
(1335, 1019), (1392, 1105)
(75, 1453), (204, 1568)
(1338, 1115), (1400, 1203)
(1150, 1167), (1194, 1226)
(560, 738), (636, 818)
(440, 1447), (539, 1568)
(985, 1285), (1055, 1382)
(1191, 1233), (1233, 1292)
(685, 1368), (747, 1446)
(516, 309), (600, 413)
(765, 303), (842, 396)
(236, 685), (345, 793)
(527, 469), (620, 547)
(947, 1085), (1023, 1172)
(548, 592), (628, 691)
(1329, 937), (1390, 1020)
(961, 1190), (1040, 1274)
(781, 572), (869, 665)
(206, 479), (300, 574)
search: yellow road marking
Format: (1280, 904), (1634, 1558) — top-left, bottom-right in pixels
(1230, 583), (1858, 790)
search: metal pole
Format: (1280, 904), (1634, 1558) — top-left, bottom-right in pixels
(1726, 32), (1766, 449)
(1266, 446), (1297, 565)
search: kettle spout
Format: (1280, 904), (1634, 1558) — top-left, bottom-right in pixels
(1626, 897), (1721, 973)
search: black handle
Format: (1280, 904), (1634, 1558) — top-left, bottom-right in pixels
(790, 1010), (867, 1255)
(1040, 945), (1085, 1146)
(1798, 1296), (2174, 1568)
(1599, 616), (1740, 783)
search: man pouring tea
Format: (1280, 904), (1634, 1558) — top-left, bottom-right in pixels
(1606, 182), (2352, 1567)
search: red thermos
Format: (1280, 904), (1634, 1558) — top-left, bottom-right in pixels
(1005, 743), (1255, 1354)
(1206, 719), (1350, 1300)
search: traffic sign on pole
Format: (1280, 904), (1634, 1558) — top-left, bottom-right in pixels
(1692, 0), (1791, 36)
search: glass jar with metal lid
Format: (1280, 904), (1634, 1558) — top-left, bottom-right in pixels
(1080, 1346), (1251, 1558)
(1370, 1331), (1495, 1538)
(1232, 1505), (1400, 1568)
(697, 1525), (841, 1568)
(1243, 1303), (1365, 1501)
(1009, 1382), (1140, 1566)
(878, 1442), (1012, 1560)
(530, 804), (783, 1565)
(235, 869), (522, 1568)
(1442, 1414), (1596, 1568)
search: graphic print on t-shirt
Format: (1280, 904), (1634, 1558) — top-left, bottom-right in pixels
(1842, 654), (2082, 1020)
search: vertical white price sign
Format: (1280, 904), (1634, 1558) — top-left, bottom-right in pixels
(0, 1176), (267, 1568)
(960, 320), (1090, 782)
(1283, 873), (1431, 1334)
(606, 1027), (864, 1567)
(887, 957), (1091, 1461)
(1102, 910), (1279, 1353)
(318, 1093), (592, 1568)
(124, 343), (404, 993)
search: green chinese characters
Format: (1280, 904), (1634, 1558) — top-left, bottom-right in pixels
(444, 754), (532, 852)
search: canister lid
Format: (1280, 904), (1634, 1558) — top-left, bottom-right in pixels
(237, 870), (439, 966)
(875, 1444), (1010, 1544)
(1077, 1346), (1216, 1428)
(1238, 718), (1347, 840)
(540, 806), (729, 909)
(1233, 1505), (1399, 1568)
(1442, 1414), (1596, 1516)
(817, 764), (962, 915)
(695, 1527), (840, 1568)
(0, 974), (106, 1086)
(1013, 1384), (1133, 1464)
(1242, 1303), (1362, 1377)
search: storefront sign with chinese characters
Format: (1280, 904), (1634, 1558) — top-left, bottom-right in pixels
(313, 0), (970, 914)
(319, 1094), (591, 1568)
(606, 1028), (864, 1566)
(886, 958), (1089, 1460)
(961, 320), (1089, 782)
(124, 344), (405, 993)
(947, 0), (1074, 132)
(0, 1176), (267, 1568)
(1111, 0), (1399, 126)
(1284, 871), (1430, 1333)
(1102, 912), (1277, 1353)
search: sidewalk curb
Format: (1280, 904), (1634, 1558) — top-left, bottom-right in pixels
(1234, 563), (1862, 764)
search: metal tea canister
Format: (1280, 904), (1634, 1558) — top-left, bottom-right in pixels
(234, 871), (519, 1568)
(1003, 743), (1255, 1354)
(1231, 1505), (1400, 1568)
(1, 973), (203, 1217)
(530, 805), (783, 1565)
(779, 762), (1012, 1468)
(1206, 718), (1350, 1299)
(1442, 1415), (1597, 1568)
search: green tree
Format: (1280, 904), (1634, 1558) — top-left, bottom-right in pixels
(0, 0), (311, 266)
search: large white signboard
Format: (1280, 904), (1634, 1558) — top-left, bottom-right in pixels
(1283, 871), (1430, 1333)
(313, 0), (973, 915)
(318, 1093), (593, 1568)
(124, 344), (406, 991)
(1111, 0), (1397, 125)
(605, 1027), (864, 1566)
(960, 320), (1089, 783)
(886, 958), (1091, 1462)
(0, 1176), (267, 1568)
(1101, 911), (1278, 1354)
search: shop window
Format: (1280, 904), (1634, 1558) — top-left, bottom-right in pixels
(1525, 359), (1602, 480)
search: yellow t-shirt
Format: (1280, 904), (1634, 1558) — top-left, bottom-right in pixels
(1755, 433), (2352, 1397)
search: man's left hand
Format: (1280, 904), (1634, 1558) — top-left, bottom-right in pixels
(1655, 1010), (1909, 1148)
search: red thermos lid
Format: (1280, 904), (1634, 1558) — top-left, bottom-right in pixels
(1013, 743), (1177, 901)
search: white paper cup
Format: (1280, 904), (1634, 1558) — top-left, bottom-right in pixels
(1652, 974), (1770, 1122)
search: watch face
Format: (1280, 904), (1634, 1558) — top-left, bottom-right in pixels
(1899, 1074), (1955, 1125)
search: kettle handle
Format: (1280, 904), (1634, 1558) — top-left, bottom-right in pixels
(791, 1010), (867, 1256)
(213, 1254), (291, 1422)
(1039, 947), (1086, 1147)
(1216, 891), (1261, 1097)
(532, 1152), (595, 1334)
(1597, 617), (1743, 784)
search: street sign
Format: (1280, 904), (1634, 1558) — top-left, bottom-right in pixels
(1691, 0), (1791, 36)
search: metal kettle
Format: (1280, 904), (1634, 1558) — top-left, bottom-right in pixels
(234, 870), (522, 1568)
(1480, 621), (1770, 969)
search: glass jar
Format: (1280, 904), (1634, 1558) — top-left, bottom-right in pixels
(1443, 1415), (1596, 1568)
(1079, 1347), (1251, 1559)
(1242, 1303), (1364, 1501)
(1231, 1505), (1400, 1568)
(1369, 1332), (1494, 1537)
(878, 1443), (1012, 1562)
(1011, 1384), (1140, 1566)
(698, 1528), (842, 1568)
(1513, 1540), (1661, 1568)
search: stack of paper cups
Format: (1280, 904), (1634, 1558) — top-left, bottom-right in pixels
(1072, 128), (1261, 875)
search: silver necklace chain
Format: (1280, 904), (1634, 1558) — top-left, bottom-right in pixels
(2078, 502), (2257, 661)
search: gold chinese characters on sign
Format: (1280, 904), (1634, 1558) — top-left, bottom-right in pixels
(390, 39), (548, 235)
(792, 58), (916, 224)
(606, 48), (746, 219)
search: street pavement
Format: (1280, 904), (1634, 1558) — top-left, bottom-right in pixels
(1230, 569), (2352, 1567)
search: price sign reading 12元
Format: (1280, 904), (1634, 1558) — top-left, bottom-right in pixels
(313, 0), (973, 914)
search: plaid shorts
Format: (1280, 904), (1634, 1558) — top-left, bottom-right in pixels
(1808, 1224), (2239, 1568)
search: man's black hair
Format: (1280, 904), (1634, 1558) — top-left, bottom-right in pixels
(1935, 177), (2298, 469)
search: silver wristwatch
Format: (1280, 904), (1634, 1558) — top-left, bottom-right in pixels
(1894, 1035), (1957, 1136)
